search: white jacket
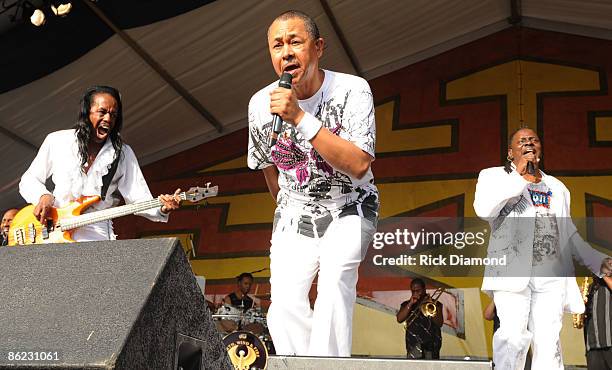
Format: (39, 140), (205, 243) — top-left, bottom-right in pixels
(474, 166), (608, 313)
(19, 129), (167, 241)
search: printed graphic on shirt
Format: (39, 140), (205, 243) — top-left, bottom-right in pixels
(247, 70), (378, 213)
(270, 93), (353, 199)
(532, 213), (560, 265)
(528, 183), (560, 266)
(247, 110), (274, 170)
(493, 193), (529, 233)
(528, 188), (552, 208)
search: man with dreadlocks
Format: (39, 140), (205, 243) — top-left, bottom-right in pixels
(19, 85), (180, 241)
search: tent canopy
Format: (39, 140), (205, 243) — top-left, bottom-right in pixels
(1, 0), (612, 211)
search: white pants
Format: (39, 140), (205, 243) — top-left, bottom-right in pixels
(267, 213), (376, 357)
(493, 277), (566, 370)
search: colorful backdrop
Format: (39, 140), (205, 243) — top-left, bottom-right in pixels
(114, 27), (612, 364)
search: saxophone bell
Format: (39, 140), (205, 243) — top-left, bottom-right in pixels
(573, 277), (592, 329)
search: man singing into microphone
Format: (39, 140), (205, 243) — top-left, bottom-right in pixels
(247, 10), (378, 357)
(474, 127), (611, 369)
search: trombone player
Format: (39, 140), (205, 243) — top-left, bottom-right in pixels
(396, 278), (444, 359)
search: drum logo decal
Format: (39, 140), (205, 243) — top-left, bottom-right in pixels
(223, 331), (268, 369)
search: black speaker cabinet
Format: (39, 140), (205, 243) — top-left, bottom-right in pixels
(0, 238), (230, 369)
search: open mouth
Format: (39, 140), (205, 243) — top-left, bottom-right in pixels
(522, 147), (536, 155)
(97, 125), (110, 137)
(283, 64), (299, 74)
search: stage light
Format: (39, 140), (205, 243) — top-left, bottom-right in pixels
(50, 2), (71, 16)
(30, 8), (45, 26)
(3, 0), (94, 27)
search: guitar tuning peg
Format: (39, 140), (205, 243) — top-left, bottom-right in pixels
(205, 182), (211, 188)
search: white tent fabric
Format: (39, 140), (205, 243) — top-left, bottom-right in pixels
(1, 0), (612, 211)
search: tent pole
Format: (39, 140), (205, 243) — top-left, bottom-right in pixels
(80, 0), (223, 133)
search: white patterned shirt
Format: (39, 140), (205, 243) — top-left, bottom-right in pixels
(248, 70), (378, 218)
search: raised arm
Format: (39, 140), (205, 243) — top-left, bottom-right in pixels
(308, 122), (373, 179)
(270, 78), (375, 179)
(396, 300), (412, 323)
(473, 168), (529, 220)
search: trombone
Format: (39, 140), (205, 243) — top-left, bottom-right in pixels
(404, 287), (445, 330)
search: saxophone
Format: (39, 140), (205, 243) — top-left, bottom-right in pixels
(573, 277), (592, 329)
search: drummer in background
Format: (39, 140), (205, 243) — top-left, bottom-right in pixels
(224, 272), (257, 311)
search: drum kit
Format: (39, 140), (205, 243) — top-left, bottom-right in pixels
(212, 301), (275, 369)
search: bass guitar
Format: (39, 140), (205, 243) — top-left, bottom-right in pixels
(8, 183), (217, 245)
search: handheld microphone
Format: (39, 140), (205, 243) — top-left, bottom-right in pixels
(521, 142), (537, 175)
(269, 72), (293, 147)
(527, 161), (535, 175)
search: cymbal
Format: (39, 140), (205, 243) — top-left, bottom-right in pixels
(211, 314), (243, 319)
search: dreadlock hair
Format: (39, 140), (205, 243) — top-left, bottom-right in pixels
(504, 125), (534, 174)
(74, 86), (123, 172)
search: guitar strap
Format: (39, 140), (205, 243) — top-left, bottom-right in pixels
(100, 154), (120, 201)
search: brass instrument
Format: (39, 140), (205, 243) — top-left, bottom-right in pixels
(404, 287), (445, 330)
(573, 277), (592, 329)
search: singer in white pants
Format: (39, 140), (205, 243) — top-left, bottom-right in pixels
(247, 11), (379, 356)
(493, 277), (565, 370)
(475, 127), (612, 370)
(267, 211), (376, 356)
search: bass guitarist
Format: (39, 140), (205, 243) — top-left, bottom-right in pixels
(18, 85), (180, 242)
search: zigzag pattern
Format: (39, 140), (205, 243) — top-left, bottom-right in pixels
(114, 25), (612, 303)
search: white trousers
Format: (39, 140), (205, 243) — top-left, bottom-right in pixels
(266, 213), (375, 357)
(493, 277), (566, 370)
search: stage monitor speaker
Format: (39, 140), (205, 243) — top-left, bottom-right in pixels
(0, 238), (230, 369)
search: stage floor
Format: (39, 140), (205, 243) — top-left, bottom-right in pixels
(267, 356), (492, 369)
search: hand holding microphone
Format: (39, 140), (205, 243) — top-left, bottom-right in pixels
(527, 161), (535, 175)
(520, 148), (538, 176)
(268, 72), (293, 147)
